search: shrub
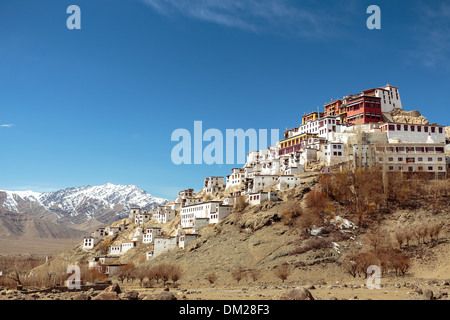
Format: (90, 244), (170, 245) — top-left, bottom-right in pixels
(280, 202), (302, 226)
(231, 266), (246, 283)
(205, 272), (218, 284)
(248, 268), (262, 282)
(273, 263), (292, 283)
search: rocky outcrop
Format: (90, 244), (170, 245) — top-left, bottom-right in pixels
(383, 109), (430, 125)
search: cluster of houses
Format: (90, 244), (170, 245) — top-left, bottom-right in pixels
(83, 84), (449, 276)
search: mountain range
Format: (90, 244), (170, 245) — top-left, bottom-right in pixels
(0, 183), (168, 238)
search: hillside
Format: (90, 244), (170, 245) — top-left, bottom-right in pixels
(34, 171), (449, 300)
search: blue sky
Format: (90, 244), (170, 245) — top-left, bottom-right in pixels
(1, 0), (449, 200)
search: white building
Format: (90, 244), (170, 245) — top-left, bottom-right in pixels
(226, 168), (246, 190)
(278, 175), (301, 191)
(245, 146), (281, 176)
(248, 191), (279, 206)
(121, 241), (137, 254)
(178, 189), (194, 199)
(153, 206), (176, 224)
(178, 233), (200, 249)
(142, 227), (162, 244)
(209, 205), (232, 224)
(83, 237), (101, 250)
(184, 198), (203, 206)
(181, 201), (232, 229)
(245, 174), (279, 194)
(321, 142), (346, 166)
(380, 123), (446, 144)
(153, 237), (179, 257)
(135, 212), (150, 225)
(129, 207), (142, 221)
(109, 244), (122, 255)
(353, 142), (447, 177)
(204, 177), (225, 195)
(107, 224), (124, 236)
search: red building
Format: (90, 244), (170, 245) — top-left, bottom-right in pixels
(324, 99), (343, 116)
(345, 95), (382, 125)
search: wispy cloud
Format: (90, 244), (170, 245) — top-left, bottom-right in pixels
(142, 0), (343, 39)
(1, 124), (13, 128)
(409, 1), (450, 69)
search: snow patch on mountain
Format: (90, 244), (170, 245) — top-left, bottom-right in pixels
(0, 183), (168, 223)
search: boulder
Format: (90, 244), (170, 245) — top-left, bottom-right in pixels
(72, 293), (91, 300)
(280, 288), (314, 301)
(91, 291), (120, 301)
(104, 283), (121, 294)
(422, 289), (434, 300)
(120, 290), (139, 300)
(155, 292), (177, 300)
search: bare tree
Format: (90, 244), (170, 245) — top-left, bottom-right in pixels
(231, 266), (246, 283)
(273, 263), (292, 283)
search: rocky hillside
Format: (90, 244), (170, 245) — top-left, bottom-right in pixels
(11, 170), (450, 300)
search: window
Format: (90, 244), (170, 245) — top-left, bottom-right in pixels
(418, 126), (422, 132)
(418, 157), (423, 162)
(438, 166), (443, 171)
(389, 166), (394, 171)
(389, 124), (395, 131)
(439, 127), (443, 134)
(388, 157), (394, 162)
(431, 127), (435, 133)
(397, 124), (401, 131)
(428, 166), (433, 171)
(424, 126), (429, 133)
(418, 166), (423, 171)
(411, 126), (415, 132)
(404, 125), (408, 131)
(398, 157), (403, 162)
(438, 157), (443, 162)
(436, 147), (444, 153)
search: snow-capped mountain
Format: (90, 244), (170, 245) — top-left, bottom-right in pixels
(0, 183), (168, 225)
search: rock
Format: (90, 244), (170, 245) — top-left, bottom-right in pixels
(72, 293), (90, 300)
(91, 292), (120, 301)
(155, 292), (177, 300)
(120, 291), (139, 300)
(280, 288), (314, 301)
(104, 283), (121, 294)
(422, 290), (434, 300)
